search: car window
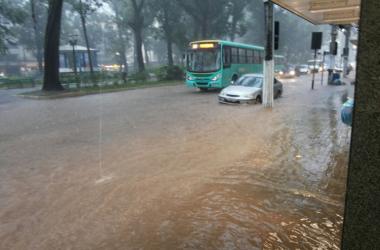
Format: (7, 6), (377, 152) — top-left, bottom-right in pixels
(235, 76), (263, 87)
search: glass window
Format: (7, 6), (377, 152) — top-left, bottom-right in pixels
(254, 50), (261, 64)
(187, 49), (221, 72)
(239, 48), (246, 64)
(231, 48), (238, 64)
(247, 50), (254, 64)
(223, 46), (231, 66)
(234, 75), (263, 87)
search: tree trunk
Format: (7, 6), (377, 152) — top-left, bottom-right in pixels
(166, 38), (173, 66)
(230, 16), (237, 41)
(200, 20), (208, 39)
(80, 12), (94, 77)
(42, 0), (64, 91)
(163, 7), (173, 66)
(134, 27), (145, 72)
(30, 0), (43, 73)
(144, 43), (150, 66)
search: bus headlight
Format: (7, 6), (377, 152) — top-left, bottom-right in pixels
(187, 75), (194, 81)
(211, 73), (221, 81)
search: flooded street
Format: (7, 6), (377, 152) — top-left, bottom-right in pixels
(0, 75), (352, 249)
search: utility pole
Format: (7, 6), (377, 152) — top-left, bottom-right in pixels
(263, 0), (274, 108)
(321, 51), (328, 85)
(343, 26), (351, 77)
(328, 25), (338, 84)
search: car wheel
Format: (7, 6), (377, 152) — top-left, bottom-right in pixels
(256, 95), (262, 104)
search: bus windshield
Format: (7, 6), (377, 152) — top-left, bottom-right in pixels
(187, 49), (221, 73)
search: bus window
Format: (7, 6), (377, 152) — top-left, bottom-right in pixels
(253, 50), (259, 64)
(239, 48), (247, 64)
(247, 50), (254, 64)
(223, 46), (231, 67)
(231, 48), (238, 64)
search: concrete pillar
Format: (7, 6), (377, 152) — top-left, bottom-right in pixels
(263, 0), (274, 108)
(341, 0), (380, 248)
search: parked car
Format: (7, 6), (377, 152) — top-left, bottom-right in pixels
(295, 64), (309, 76)
(218, 74), (283, 104)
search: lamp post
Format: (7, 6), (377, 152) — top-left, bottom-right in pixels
(68, 34), (78, 77)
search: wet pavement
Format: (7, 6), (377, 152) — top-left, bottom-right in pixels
(0, 75), (353, 249)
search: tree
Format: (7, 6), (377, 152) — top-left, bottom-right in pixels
(42, 0), (64, 91)
(127, 0), (146, 73)
(109, 0), (129, 82)
(151, 0), (183, 66)
(68, 0), (101, 78)
(0, 0), (26, 54)
(30, 0), (47, 73)
(226, 0), (249, 41)
(177, 0), (230, 39)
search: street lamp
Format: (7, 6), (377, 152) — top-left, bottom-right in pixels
(68, 34), (79, 77)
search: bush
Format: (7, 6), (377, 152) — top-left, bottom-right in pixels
(130, 71), (149, 82)
(155, 65), (184, 81)
(0, 77), (37, 88)
(59, 71), (120, 84)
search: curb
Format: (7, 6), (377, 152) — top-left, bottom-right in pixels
(16, 82), (182, 100)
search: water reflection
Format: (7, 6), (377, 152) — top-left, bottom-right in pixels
(154, 91), (350, 249)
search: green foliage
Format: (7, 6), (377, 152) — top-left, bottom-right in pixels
(0, 76), (37, 88)
(59, 71), (120, 84)
(129, 71), (148, 82)
(155, 65), (184, 81)
(68, 0), (102, 17)
(0, 0), (27, 54)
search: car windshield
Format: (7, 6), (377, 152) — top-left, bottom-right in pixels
(234, 76), (263, 87)
(187, 49), (221, 72)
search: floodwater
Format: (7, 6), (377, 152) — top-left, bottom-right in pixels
(0, 75), (352, 249)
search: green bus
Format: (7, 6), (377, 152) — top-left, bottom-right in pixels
(186, 40), (264, 90)
(274, 54), (285, 76)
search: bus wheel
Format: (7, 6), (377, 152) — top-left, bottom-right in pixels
(199, 87), (208, 92)
(256, 95), (262, 104)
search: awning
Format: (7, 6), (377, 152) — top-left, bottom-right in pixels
(271, 0), (361, 25)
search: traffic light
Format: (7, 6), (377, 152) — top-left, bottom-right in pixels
(311, 32), (323, 50)
(274, 21), (279, 50)
(330, 41), (338, 55)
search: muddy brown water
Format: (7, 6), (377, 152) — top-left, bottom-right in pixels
(0, 76), (352, 249)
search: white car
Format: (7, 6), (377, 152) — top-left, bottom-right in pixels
(218, 74), (283, 104)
